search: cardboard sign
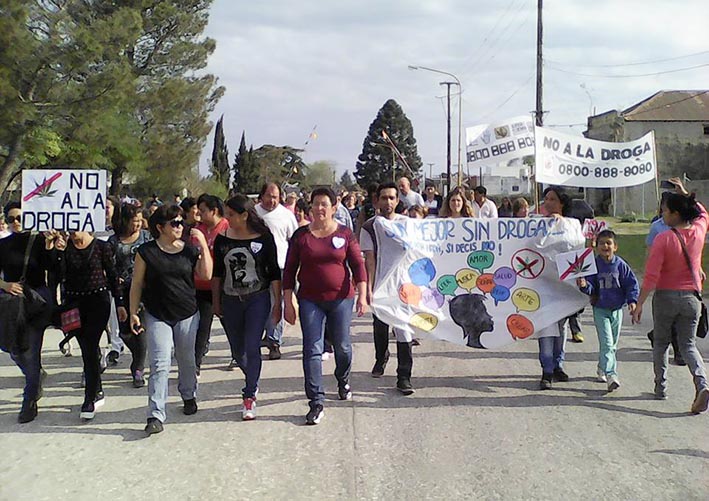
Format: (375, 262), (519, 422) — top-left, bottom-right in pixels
(535, 127), (656, 188)
(466, 116), (535, 168)
(555, 248), (598, 281)
(21, 169), (107, 232)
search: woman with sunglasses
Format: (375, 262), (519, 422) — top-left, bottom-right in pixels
(129, 205), (212, 435)
(0, 202), (55, 423)
(212, 195), (281, 420)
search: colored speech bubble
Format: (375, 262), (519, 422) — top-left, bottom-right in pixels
(399, 283), (422, 306)
(421, 286), (445, 310)
(511, 288), (540, 312)
(493, 266), (517, 289)
(436, 274), (458, 296)
(507, 314), (535, 340)
(491, 284), (511, 305)
(455, 268), (480, 292)
(467, 250), (494, 273)
(476, 273), (496, 294)
(409, 312), (439, 332)
(408, 258), (436, 286)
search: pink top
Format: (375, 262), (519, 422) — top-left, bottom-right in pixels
(194, 218), (230, 291)
(644, 204), (708, 291)
(283, 224), (366, 302)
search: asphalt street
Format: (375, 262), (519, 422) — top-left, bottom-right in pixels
(1, 303), (708, 501)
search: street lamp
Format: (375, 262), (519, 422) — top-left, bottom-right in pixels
(408, 65), (463, 193)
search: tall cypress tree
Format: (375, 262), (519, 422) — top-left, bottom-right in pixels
(210, 115), (230, 191)
(355, 99), (422, 187)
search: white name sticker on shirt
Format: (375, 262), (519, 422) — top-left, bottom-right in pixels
(250, 242), (263, 254)
(332, 236), (346, 249)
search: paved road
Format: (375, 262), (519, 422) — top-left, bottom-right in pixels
(1, 304), (708, 501)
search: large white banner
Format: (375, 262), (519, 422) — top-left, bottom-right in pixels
(21, 169), (107, 232)
(466, 115), (536, 168)
(535, 127), (656, 188)
(371, 217), (589, 349)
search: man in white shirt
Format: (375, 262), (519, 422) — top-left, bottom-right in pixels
(471, 186), (498, 218)
(360, 182), (415, 395)
(397, 177), (424, 210)
(254, 182), (298, 359)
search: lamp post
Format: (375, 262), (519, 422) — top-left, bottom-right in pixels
(408, 65), (463, 193)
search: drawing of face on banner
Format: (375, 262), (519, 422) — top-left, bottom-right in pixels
(370, 216), (588, 350)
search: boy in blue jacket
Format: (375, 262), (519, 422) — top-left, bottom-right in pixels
(577, 230), (639, 392)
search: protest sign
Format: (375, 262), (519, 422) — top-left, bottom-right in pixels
(370, 216), (589, 350)
(555, 248), (597, 281)
(534, 127), (656, 188)
(466, 115), (535, 168)
(581, 218), (609, 240)
(22, 169), (107, 232)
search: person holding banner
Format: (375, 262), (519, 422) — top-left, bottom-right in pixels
(538, 187), (572, 390)
(361, 182), (416, 394)
(54, 229), (122, 420)
(0, 202), (55, 423)
(471, 186), (498, 219)
(130, 205), (213, 435)
(439, 187), (474, 218)
(283, 187), (367, 425)
(631, 178), (709, 414)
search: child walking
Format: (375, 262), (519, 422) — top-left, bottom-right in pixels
(577, 230), (639, 392)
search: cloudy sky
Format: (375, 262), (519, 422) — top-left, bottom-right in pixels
(198, 0), (709, 179)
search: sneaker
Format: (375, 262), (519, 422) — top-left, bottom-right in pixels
(145, 417), (164, 435)
(654, 385), (668, 400)
(539, 373), (553, 390)
(242, 397), (257, 420)
(607, 375), (620, 392)
(371, 352), (389, 378)
(571, 332), (584, 343)
(411, 338), (421, 347)
(227, 359), (239, 371)
(691, 388), (709, 414)
(80, 401), (95, 420)
(338, 383), (353, 401)
(133, 370), (145, 388)
(107, 350), (120, 367)
(183, 398), (198, 415)
(195, 366), (201, 379)
(268, 345), (282, 360)
(553, 368), (570, 382)
(396, 379), (415, 396)
(94, 391), (105, 408)
(673, 355), (687, 366)
(18, 400), (38, 424)
(305, 404), (324, 425)
(321, 352), (331, 361)
(596, 369), (607, 383)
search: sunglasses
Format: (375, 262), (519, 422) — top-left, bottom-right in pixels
(168, 219), (184, 228)
(6, 215), (21, 224)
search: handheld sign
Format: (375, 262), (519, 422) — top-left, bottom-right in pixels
(581, 219), (609, 240)
(555, 248), (597, 281)
(21, 169), (107, 232)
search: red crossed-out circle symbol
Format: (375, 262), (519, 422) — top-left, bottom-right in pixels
(511, 249), (545, 279)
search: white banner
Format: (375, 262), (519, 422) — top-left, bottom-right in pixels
(21, 169), (107, 232)
(371, 217), (589, 350)
(535, 127), (656, 188)
(466, 115), (535, 168)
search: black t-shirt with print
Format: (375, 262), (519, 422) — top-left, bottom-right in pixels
(213, 233), (280, 297)
(138, 240), (200, 324)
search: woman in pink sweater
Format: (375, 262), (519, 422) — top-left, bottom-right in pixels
(632, 178), (709, 414)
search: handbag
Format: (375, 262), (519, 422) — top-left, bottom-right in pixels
(53, 241), (96, 334)
(671, 229), (708, 338)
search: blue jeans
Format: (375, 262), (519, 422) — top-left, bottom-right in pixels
(145, 310), (200, 423)
(538, 320), (566, 374)
(593, 307), (622, 377)
(265, 284), (284, 346)
(299, 297), (354, 407)
(221, 291), (271, 399)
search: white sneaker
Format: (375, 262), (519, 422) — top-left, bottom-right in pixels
(321, 352), (331, 361)
(242, 397), (256, 421)
(607, 375), (620, 392)
(596, 370), (607, 383)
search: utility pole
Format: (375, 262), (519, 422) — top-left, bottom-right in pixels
(441, 81), (455, 195)
(533, 0), (544, 210)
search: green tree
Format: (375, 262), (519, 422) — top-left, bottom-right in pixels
(250, 145), (306, 187)
(355, 99), (422, 187)
(339, 170), (357, 191)
(233, 133), (260, 194)
(210, 115), (230, 192)
(303, 160), (336, 188)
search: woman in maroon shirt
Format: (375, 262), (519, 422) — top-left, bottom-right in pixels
(283, 187), (367, 425)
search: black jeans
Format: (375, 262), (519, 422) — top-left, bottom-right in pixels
(117, 282), (147, 375)
(195, 290), (214, 369)
(72, 291), (111, 404)
(373, 315), (413, 380)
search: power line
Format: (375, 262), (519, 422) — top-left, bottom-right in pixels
(546, 50), (709, 68)
(477, 72), (535, 121)
(545, 62), (709, 78)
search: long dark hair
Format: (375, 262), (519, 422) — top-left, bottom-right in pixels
(542, 186), (572, 216)
(225, 194), (272, 236)
(665, 193), (702, 223)
(114, 203), (141, 237)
